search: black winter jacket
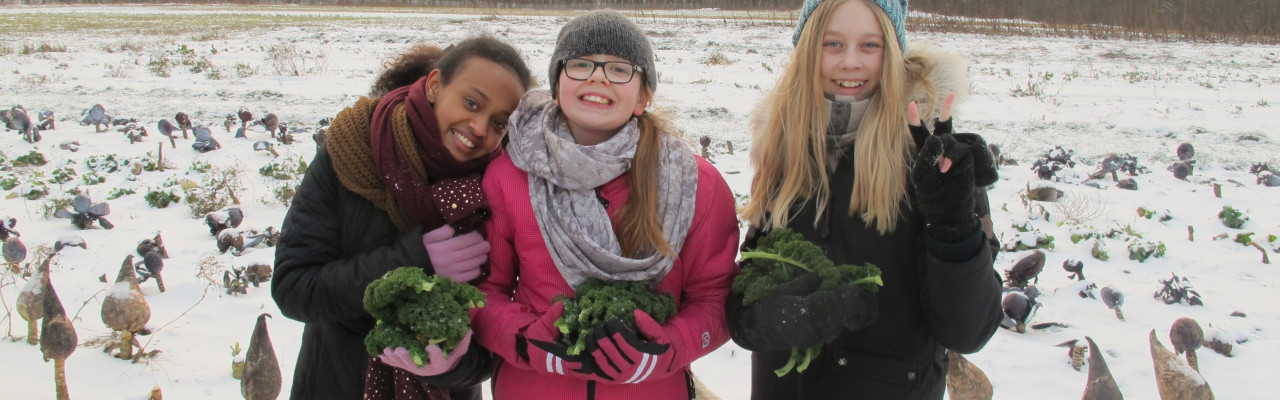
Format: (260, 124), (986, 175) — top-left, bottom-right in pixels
(727, 143), (1003, 400)
(272, 148), (492, 400)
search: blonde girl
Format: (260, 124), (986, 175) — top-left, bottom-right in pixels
(728, 0), (1003, 398)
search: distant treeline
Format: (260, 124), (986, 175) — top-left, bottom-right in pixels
(1, 0), (804, 8)
(913, 0), (1278, 43)
(6, 0), (1275, 42)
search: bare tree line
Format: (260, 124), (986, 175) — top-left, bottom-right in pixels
(913, 0), (1277, 43)
(4, 0), (1274, 42)
(1, 0), (803, 8)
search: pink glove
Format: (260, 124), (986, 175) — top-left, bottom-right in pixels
(519, 303), (604, 381)
(380, 330), (473, 376)
(422, 225), (488, 282)
(588, 310), (675, 384)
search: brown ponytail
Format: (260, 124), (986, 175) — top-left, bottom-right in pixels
(616, 106), (678, 259)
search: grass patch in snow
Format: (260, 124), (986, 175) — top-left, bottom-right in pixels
(0, 11), (367, 36)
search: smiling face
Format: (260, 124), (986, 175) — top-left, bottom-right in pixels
(819, 0), (885, 98)
(425, 57), (525, 162)
(554, 54), (650, 145)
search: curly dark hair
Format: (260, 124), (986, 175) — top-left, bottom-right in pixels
(370, 36), (533, 97)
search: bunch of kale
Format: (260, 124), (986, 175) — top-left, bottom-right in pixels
(732, 228), (883, 376)
(364, 267), (486, 366)
(554, 278), (676, 356)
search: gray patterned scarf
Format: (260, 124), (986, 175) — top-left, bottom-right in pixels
(825, 94), (871, 172)
(506, 91), (698, 288)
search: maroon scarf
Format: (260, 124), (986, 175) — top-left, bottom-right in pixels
(369, 76), (495, 232)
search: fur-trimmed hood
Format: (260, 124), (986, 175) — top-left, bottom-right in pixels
(905, 44), (969, 124)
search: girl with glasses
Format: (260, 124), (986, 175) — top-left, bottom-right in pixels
(560, 58), (643, 83)
(728, 0), (1003, 398)
(471, 10), (739, 400)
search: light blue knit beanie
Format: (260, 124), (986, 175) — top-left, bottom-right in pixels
(792, 0), (908, 52)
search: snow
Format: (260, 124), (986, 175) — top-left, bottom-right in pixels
(2, 4), (1278, 400)
(18, 270), (42, 295)
(105, 281), (137, 300)
(56, 234), (85, 246)
(1166, 358), (1207, 386)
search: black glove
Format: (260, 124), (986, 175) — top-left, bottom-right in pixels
(515, 303), (605, 380)
(911, 119), (997, 187)
(521, 337), (607, 381)
(740, 274), (879, 352)
(585, 316), (675, 383)
(910, 117), (952, 148)
(911, 119), (997, 243)
(808, 283), (879, 334)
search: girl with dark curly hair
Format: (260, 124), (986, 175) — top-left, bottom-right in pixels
(272, 35), (533, 400)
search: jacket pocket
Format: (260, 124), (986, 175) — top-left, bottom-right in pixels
(827, 347), (922, 395)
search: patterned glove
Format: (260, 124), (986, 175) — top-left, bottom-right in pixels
(422, 225), (488, 282)
(517, 302), (602, 380)
(587, 311), (675, 384)
(379, 330), (472, 376)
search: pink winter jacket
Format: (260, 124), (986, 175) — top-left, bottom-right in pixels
(474, 153), (740, 400)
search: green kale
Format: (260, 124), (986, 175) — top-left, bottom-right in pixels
(1127, 240), (1166, 262)
(1234, 232), (1255, 245)
(732, 228), (883, 376)
(553, 278), (676, 355)
(734, 228), (882, 305)
(363, 267), (486, 366)
(1218, 206), (1248, 229)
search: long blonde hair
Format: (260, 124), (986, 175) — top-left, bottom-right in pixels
(741, 0), (935, 235)
(617, 85), (679, 258)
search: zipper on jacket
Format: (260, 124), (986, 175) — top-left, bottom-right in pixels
(685, 370), (696, 399)
(490, 362), (502, 396)
(818, 205), (832, 239)
(594, 188), (609, 209)
(586, 381), (595, 400)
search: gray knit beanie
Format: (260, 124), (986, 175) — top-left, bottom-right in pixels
(793, 0), (908, 52)
(548, 10), (656, 96)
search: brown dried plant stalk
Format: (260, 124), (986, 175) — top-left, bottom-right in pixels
(1051, 190), (1109, 225)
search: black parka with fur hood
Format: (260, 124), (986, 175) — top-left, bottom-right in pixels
(727, 46), (1003, 400)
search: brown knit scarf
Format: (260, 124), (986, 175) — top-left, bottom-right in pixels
(334, 79), (496, 400)
(326, 76), (493, 232)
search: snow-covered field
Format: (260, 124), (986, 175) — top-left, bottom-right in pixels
(2, 5), (1278, 399)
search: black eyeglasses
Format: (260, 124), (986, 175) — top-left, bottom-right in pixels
(560, 58), (642, 84)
